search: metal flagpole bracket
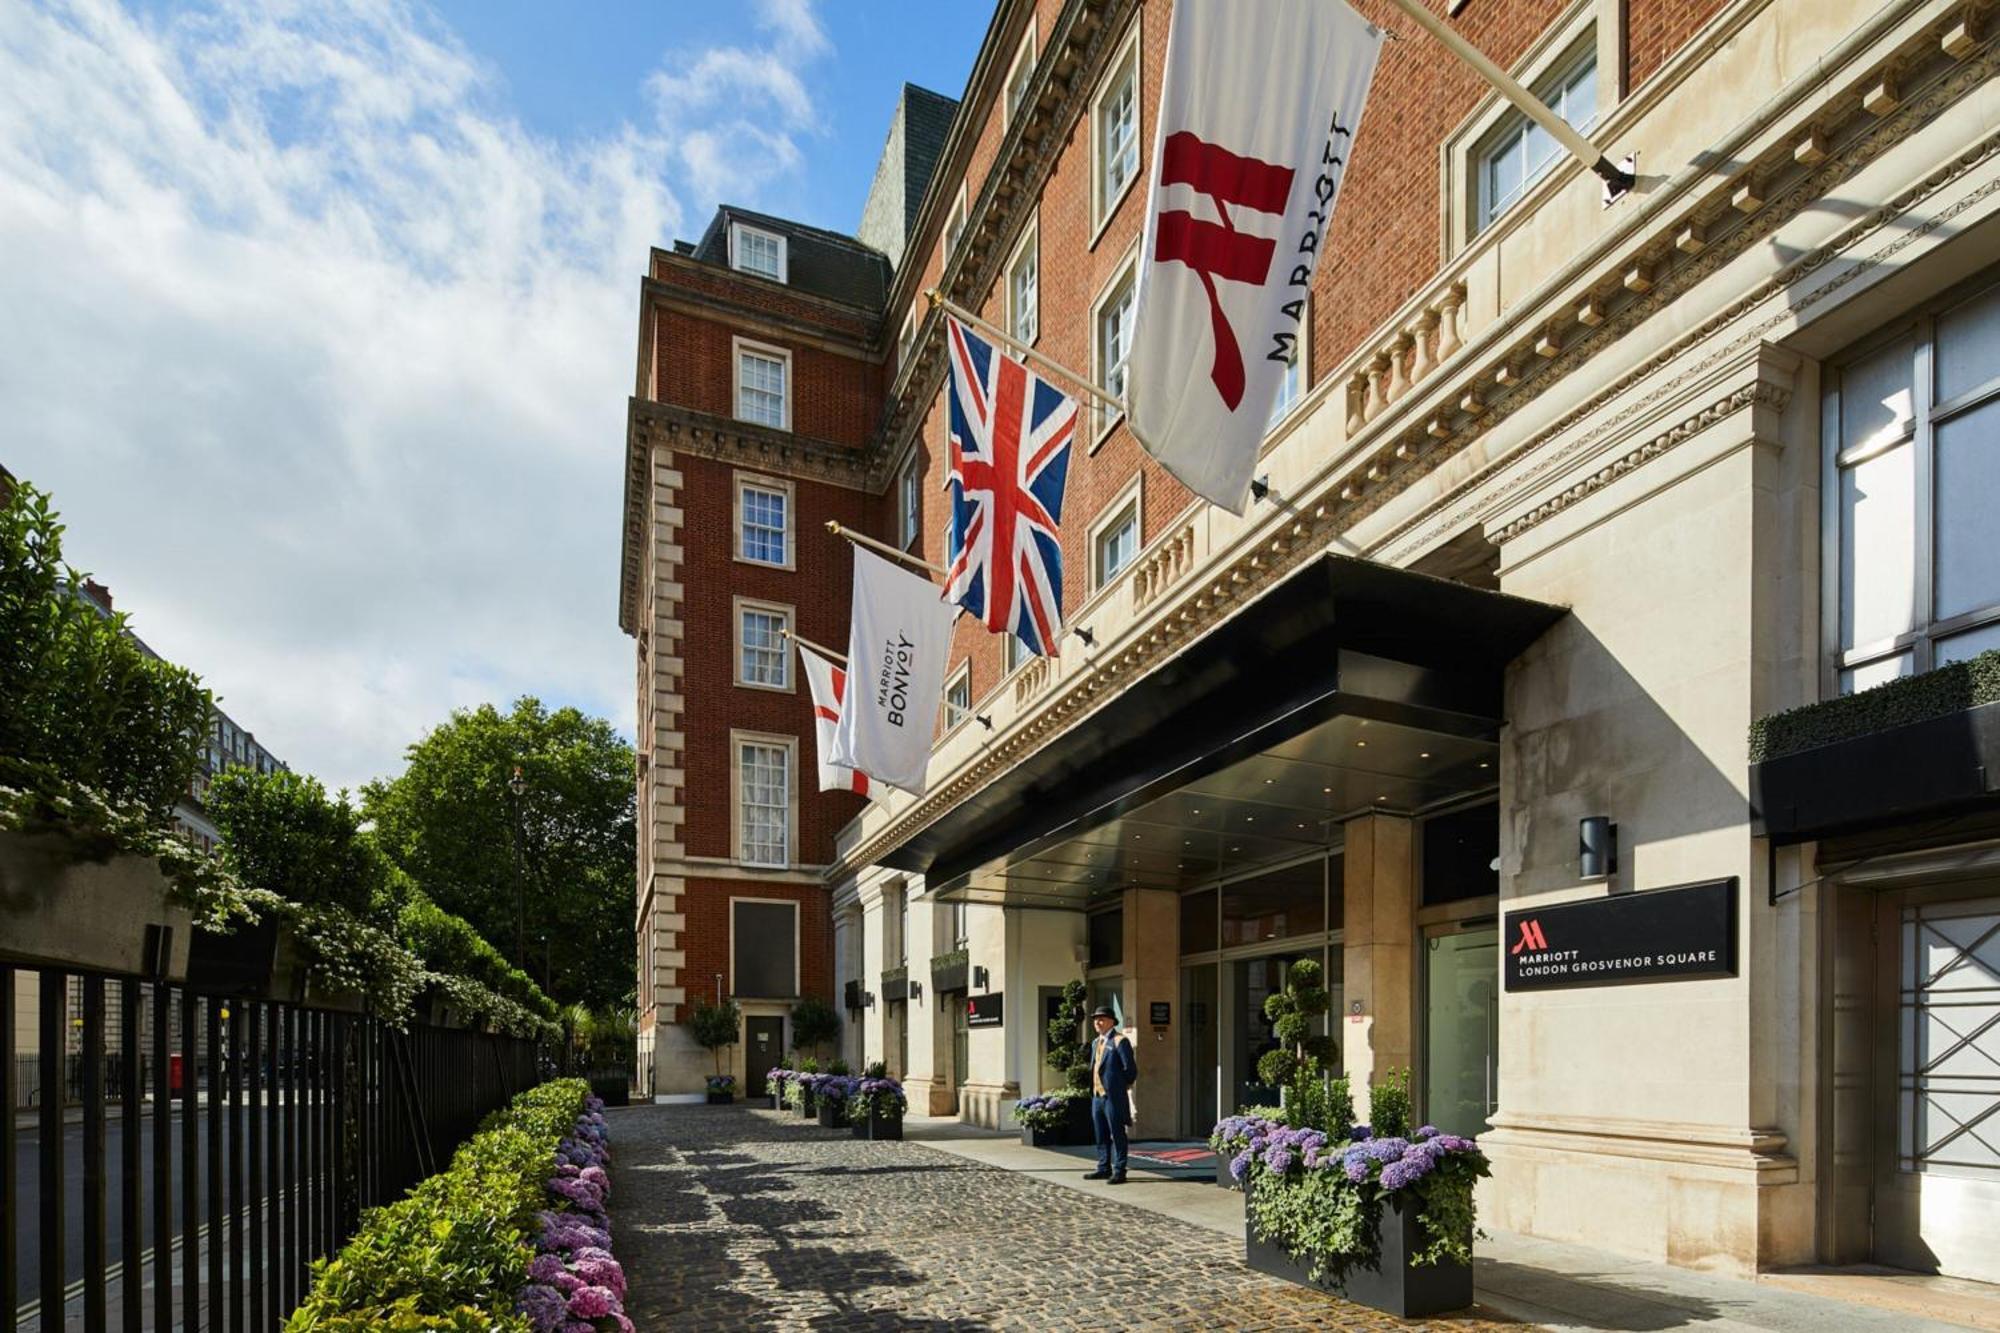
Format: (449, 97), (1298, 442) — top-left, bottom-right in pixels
(1380, 0), (1636, 202)
(1072, 626), (1096, 647)
(1249, 475), (1272, 503)
(924, 288), (1129, 416)
(825, 519), (947, 579)
(974, 714), (994, 731)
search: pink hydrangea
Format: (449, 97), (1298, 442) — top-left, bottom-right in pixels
(573, 1256), (626, 1300)
(566, 1285), (620, 1320)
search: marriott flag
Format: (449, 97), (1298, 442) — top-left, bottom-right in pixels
(830, 547), (956, 795)
(1126, 0), (1382, 513)
(797, 641), (870, 798)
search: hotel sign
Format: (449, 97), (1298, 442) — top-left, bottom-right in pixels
(1503, 878), (1737, 991)
(966, 993), (1004, 1027)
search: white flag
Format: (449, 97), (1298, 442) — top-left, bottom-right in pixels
(797, 642), (871, 799)
(830, 548), (956, 795)
(1127, 0), (1382, 513)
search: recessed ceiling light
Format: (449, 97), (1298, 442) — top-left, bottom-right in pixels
(1323, 786), (1332, 794)
(1419, 751), (1431, 759)
(1264, 778), (1274, 784)
(1245, 816), (1254, 822)
(1356, 740), (1367, 748)
(1297, 823), (1306, 830)
(1478, 761), (1489, 769)
(1232, 846), (1242, 852)
(1192, 808), (1201, 814)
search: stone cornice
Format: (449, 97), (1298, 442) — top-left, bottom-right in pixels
(629, 399), (880, 492)
(834, 10), (2000, 879)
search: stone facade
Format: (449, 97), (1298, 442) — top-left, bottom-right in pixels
(623, 0), (2000, 1280)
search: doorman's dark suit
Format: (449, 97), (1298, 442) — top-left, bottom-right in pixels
(1090, 1031), (1138, 1175)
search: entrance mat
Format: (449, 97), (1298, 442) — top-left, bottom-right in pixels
(1127, 1144), (1218, 1171)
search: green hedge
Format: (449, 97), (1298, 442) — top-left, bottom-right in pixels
(401, 891), (559, 1023)
(1749, 650), (2000, 763)
(286, 1078), (589, 1332)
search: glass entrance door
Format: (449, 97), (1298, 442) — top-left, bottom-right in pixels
(1424, 926), (1498, 1139)
(1182, 962), (1219, 1134)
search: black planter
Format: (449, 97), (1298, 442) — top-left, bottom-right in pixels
(850, 1108), (904, 1140)
(797, 1090), (818, 1118)
(706, 1091), (734, 1105)
(1243, 1183), (1472, 1318)
(1020, 1096), (1096, 1147)
(1217, 1157), (1242, 1190)
(817, 1098), (847, 1128)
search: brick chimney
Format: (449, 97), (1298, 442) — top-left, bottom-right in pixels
(81, 578), (113, 613)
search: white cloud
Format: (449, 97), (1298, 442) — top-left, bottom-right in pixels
(0, 0), (829, 791)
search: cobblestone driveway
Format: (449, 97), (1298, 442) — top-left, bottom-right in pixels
(609, 1104), (1512, 1331)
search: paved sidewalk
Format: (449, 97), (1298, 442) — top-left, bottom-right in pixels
(908, 1116), (1990, 1333)
(607, 1103), (1514, 1330)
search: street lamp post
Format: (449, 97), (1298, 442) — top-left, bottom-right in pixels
(507, 764), (528, 971)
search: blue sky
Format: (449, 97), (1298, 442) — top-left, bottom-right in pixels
(431, 1), (992, 233)
(0, 0), (991, 792)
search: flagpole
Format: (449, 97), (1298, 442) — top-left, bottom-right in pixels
(825, 520), (948, 579)
(925, 289), (1129, 415)
(780, 627), (848, 664)
(1376, 0), (1634, 196)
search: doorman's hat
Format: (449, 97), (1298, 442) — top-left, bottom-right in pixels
(1090, 1005), (1117, 1021)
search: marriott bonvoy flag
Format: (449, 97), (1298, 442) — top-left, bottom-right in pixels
(1127, 0), (1383, 513)
(830, 548), (956, 795)
(797, 641), (870, 798)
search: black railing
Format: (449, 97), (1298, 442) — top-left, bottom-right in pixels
(2, 960), (545, 1331)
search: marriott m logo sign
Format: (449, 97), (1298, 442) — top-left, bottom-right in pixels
(1510, 919), (1549, 954)
(1150, 131), (1294, 411)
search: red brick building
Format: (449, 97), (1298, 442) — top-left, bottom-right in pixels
(617, 0), (2000, 1285)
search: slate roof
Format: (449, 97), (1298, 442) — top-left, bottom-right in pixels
(897, 85), (960, 239)
(689, 206), (893, 311)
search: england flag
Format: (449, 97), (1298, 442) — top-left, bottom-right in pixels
(797, 641), (869, 798)
(941, 315), (1077, 656)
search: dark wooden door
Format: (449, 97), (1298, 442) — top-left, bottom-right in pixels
(746, 1016), (785, 1097)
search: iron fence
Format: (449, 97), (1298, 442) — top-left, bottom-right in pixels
(2, 960), (547, 1332)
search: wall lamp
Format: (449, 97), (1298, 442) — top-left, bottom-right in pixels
(972, 965), (990, 990)
(909, 980), (923, 1001)
(1579, 816), (1618, 881)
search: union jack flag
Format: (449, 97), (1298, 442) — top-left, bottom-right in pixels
(942, 316), (1077, 656)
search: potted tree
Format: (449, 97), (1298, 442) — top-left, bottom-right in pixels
(789, 994), (842, 1064)
(1011, 980), (1094, 1146)
(691, 996), (742, 1104)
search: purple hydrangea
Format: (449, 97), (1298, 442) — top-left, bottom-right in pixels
(517, 1283), (568, 1333)
(1229, 1149), (1254, 1182)
(1342, 1149), (1371, 1183)
(1415, 1125), (1439, 1139)
(1349, 1125), (1373, 1142)
(579, 1165), (609, 1190)
(1379, 1155), (1430, 1191)
(528, 1253), (569, 1283)
(1263, 1145), (1295, 1175)
(573, 1256), (626, 1299)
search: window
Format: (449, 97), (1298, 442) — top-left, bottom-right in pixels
(1093, 497), (1140, 589)
(1002, 631), (1025, 676)
(944, 183), (968, 265)
(736, 475), (791, 567)
(1007, 221), (1039, 347)
(1004, 22), (1037, 125)
(729, 221), (787, 281)
(734, 340), (790, 429)
(1474, 48), (1598, 233)
(1826, 272), (2000, 693)
(1093, 260), (1137, 439)
(942, 664), (972, 731)
(1093, 23), (1142, 233)
(736, 737), (792, 867)
(1269, 300), (1309, 430)
(736, 600), (792, 690)
(732, 899), (798, 997)
(899, 454), (921, 549)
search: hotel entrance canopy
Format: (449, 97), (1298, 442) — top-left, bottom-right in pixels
(887, 553), (1567, 909)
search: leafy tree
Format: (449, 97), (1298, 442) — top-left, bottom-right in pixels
(789, 995), (840, 1061)
(361, 697), (635, 1009)
(0, 477), (211, 820)
(689, 998), (742, 1077)
(1047, 979), (1091, 1091)
(207, 768), (400, 922)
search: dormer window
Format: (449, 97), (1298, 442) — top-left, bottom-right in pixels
(729, 221), (787, 282)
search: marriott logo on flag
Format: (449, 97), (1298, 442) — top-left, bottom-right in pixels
(1127, 0), (1381, 514)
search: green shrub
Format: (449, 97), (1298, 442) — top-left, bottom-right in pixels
(1749, 649), (2000, 762)
(286, 1078), (588, 1332)
(0, 478), (212, 822)
(689, 997), (742, 1076)
(790, 995), (840, 1060)
(400, 890), (557, 1022)
(1369, 1067), (1413, 1140)
(1046, 979), (1091, 1091)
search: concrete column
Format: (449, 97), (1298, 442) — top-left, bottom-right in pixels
(1342, 813), (1416, 1117)
(860, 894), (885, 1069)
(904, 891), (939, 1111)
(1122, 887), (1181, 1137)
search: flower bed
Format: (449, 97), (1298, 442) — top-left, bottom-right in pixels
(810, 1073), (857, 1127)
(1209, 1112), (1282, 1191)
(287, 1077), (599, 1330)
(1011, 1091), (1093, 1147)
(515, 1098), (633, 1332)
(765, 1067), (794, 1110)
(705, 1074), (735, 1104)
(1230, 1120), (1487, 1317)
(851, 1073), (905, 1140)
